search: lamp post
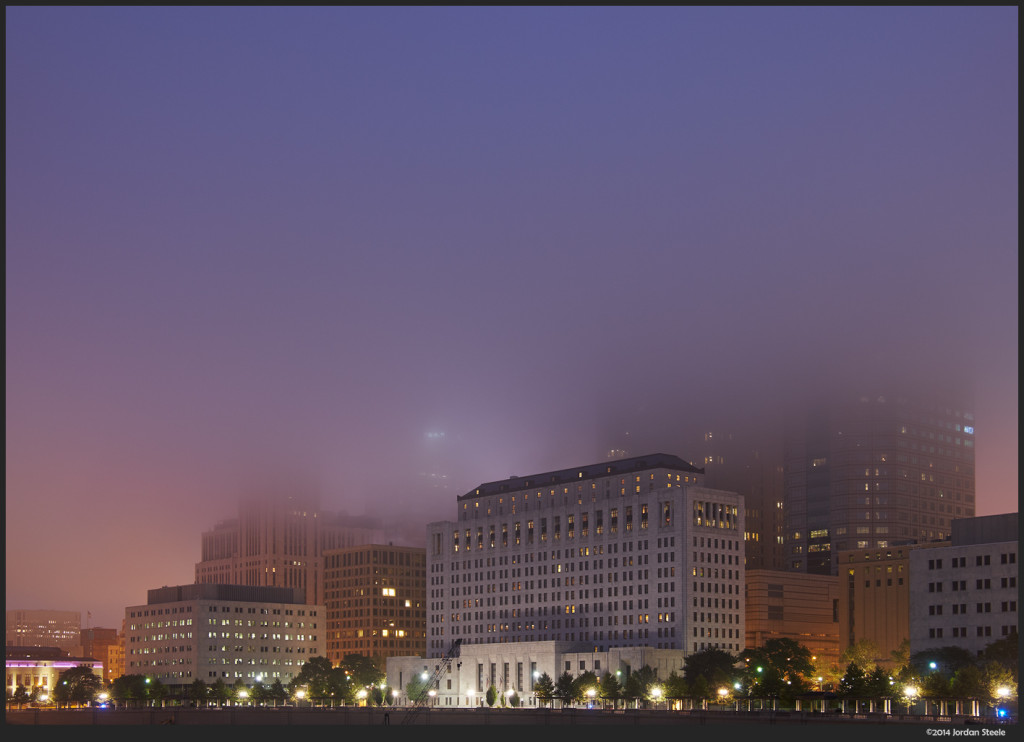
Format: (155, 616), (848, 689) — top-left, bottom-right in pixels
(903, 685), (918, 716)
(651, 686), (663, 710)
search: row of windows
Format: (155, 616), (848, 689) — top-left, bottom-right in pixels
(928, 552), (1016, 569)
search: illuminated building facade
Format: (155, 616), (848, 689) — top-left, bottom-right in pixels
(744, 569), (840, 668)
(386, 641), (687, 707)
(910, 513), (1018, 657)
(323, 543), (427, 662)
(836, 541), (946, 664)
(195, 495), (385, 606)
(784, 393), (976, 575)
(5, 610), (81, 653)
(5, 646), (102, 697)
(426, 453), (745, 658)
(124, 583), (322, 692)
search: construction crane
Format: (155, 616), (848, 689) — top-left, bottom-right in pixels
(401, 638), (462, 725)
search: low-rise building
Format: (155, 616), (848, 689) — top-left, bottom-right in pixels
(124, 583), (323, 693)
(387, 640), (687, 707)
(5, 646), (102, 697)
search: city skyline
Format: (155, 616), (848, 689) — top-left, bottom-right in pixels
(6, 7), (1018, 630)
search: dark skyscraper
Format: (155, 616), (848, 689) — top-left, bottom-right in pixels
(784, 392), (976, 574)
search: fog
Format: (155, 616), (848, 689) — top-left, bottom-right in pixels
(5, 7), (1017, 629)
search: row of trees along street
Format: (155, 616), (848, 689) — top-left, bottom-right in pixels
(7, 636), (1016, 716)
(6, 653), (387, 709)
(528, 635), (1017, 716)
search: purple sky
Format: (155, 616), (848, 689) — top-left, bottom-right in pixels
(6, 7), (1018, 629)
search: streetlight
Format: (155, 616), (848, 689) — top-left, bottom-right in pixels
(467, 689), (475, 707)
(651, 686), (663, 710)
(427, 689), (436, 707)
(295, 689), (306, 707)
(903, 685), (919, 715)
(586, 688), (597, 708)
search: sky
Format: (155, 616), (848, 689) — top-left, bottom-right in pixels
(6, 7), (1018, 630)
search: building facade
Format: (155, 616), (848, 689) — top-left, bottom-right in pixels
(785, 392), (976, 575)
(426, 453), (745, 658)
(76, 627), (120, 682)
(323, 543), (427, 663)
(5, 646), (102, 698)
(744, 569), (841, 668)
(124, 583), (323, 692)
(836, 540), (948, 664)
(387, 640), (688, 708)
(195, 495), (385, 606)
(909, 514), (1018, 657)
(6, 610), (81, 653)
(690, 428), (786, 571)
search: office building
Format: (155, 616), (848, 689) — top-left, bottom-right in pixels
(745, 569), (841, 668)
(5, 610), (81, 653)
(784, 392), (976, 575)
(426, 453), (745, 657)
(837, 540), (946, 663)
(124, 583), (322, 692)
(195, 495), (385, 606)
(690, 429), (786, 571)
(77, 627), (120, 682)
(910, 513), (1018, 657)
(323, 543), (427, 662)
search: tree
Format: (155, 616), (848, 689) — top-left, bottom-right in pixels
(485, 684), (497, 707)
(231, 678), (248, 705)
(209, 679), (231, 707)
(111, 674), (148, 708)
(534, 672), (555, 707)
(573, 670), (600, 705)
(250, 681), (267, 706)
(268, 679), (288, 707)
(980, 635), (1018, 675)
(841, 639), (882, 673)
(293, 655), (336, 701)
(864, 666), (895, 699)
(665, 670), (688, 702)
(147, 678), (168, 707)
(950, 665), (986, 701)
(599, 671), (622, 706)
(684, 647), (737, 687)
(405, 674), (431, 705)
(53, 665), (103, 708)
(187, 679), (208, 707)
(555, 671), (576, 707)
(338, 654), (384, 689)
(11, 685), (31, 709)
(839, 662), (867, 698)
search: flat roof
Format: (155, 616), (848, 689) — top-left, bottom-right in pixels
(459, 452), (703, 501)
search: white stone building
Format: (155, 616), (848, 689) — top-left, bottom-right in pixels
(386, 640), (687, 707)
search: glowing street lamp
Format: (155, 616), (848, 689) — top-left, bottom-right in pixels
(295, 689), (306, 707)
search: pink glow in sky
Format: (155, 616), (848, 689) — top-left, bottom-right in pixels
(6, 7), (1018, 629)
